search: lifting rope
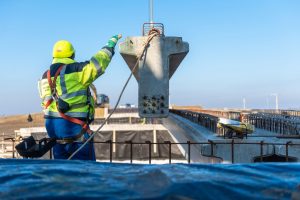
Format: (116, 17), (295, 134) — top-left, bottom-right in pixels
(68, 31), (159, 160)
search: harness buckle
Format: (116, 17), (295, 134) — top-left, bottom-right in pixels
(52, 94), (58, 101)
(56, 135), (85, 144)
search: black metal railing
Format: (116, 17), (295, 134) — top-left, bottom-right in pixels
(170, 109), (300, 136)
(4, 138), (300, 164)
(244, 113), (300, 135)
(86, 140), (300, 164)
(251, 109), (300, 118)
(170, 109), (219, 133)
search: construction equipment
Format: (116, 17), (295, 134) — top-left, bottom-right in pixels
(217, 118), (255, 138)
(96, 94), (109, 107)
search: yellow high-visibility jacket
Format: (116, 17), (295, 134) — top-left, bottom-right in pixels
(38, 46), (114, 121)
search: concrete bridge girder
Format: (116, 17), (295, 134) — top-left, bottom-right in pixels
(119, 36), (189, 118)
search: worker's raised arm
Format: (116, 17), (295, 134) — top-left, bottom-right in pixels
(78, 34), (122, 87)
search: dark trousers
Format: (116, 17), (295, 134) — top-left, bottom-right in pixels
(45, 118), (95, 161)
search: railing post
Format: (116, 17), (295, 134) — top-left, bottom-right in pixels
(130, 141), (133, 164)
(112, 129), (116, 153)
(12, 139), (15, 158)
(231, 139), (234, 164)
(50, 148), (53, 159)
(260, 141), (264, 162)
(187, 141), (191, 164)
(106, 140), (112, 163)
(164, 141), (172, 164)
(208, 140), (214, 156)
(126, 141), (133, 164)
(146, 141), (151, 164)
(286, 141), (292, 162)
(169, 142), (172, 164)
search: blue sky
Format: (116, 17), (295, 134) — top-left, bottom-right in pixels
(0, 0), (299, 115)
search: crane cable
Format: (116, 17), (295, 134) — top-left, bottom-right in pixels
(68, 31), (159, 160)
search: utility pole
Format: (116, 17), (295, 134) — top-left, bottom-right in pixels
(149, 0), (154, 23)
(169, 93), (171, 109)
(270, 93), (279, 111)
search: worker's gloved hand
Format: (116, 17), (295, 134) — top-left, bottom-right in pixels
(106, 34), (122, 48)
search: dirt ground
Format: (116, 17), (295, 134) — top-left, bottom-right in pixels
(0, 113), (44, 136)
(0, 106), (203, 137)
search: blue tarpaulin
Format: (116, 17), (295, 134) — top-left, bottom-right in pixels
(0, 159), (300, 199)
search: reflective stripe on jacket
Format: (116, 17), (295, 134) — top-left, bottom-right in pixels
(38, 46), (113, 120)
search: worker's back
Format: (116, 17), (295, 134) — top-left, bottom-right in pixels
(37, 35), (121, 160)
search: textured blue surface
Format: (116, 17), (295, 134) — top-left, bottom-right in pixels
(0, 159), (300, 199)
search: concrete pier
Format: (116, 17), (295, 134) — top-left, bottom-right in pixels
(119, 35), (189, 118)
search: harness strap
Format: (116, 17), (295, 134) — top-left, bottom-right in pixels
(45, 65), (65, 108)
(45, 65), (93, 135)
(56, 128), (88, 144)
(56, 103), (92, 134)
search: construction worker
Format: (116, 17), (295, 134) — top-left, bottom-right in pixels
(38, 35), (122, 160)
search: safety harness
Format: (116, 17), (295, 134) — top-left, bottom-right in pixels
(45, 65), (93, 143)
